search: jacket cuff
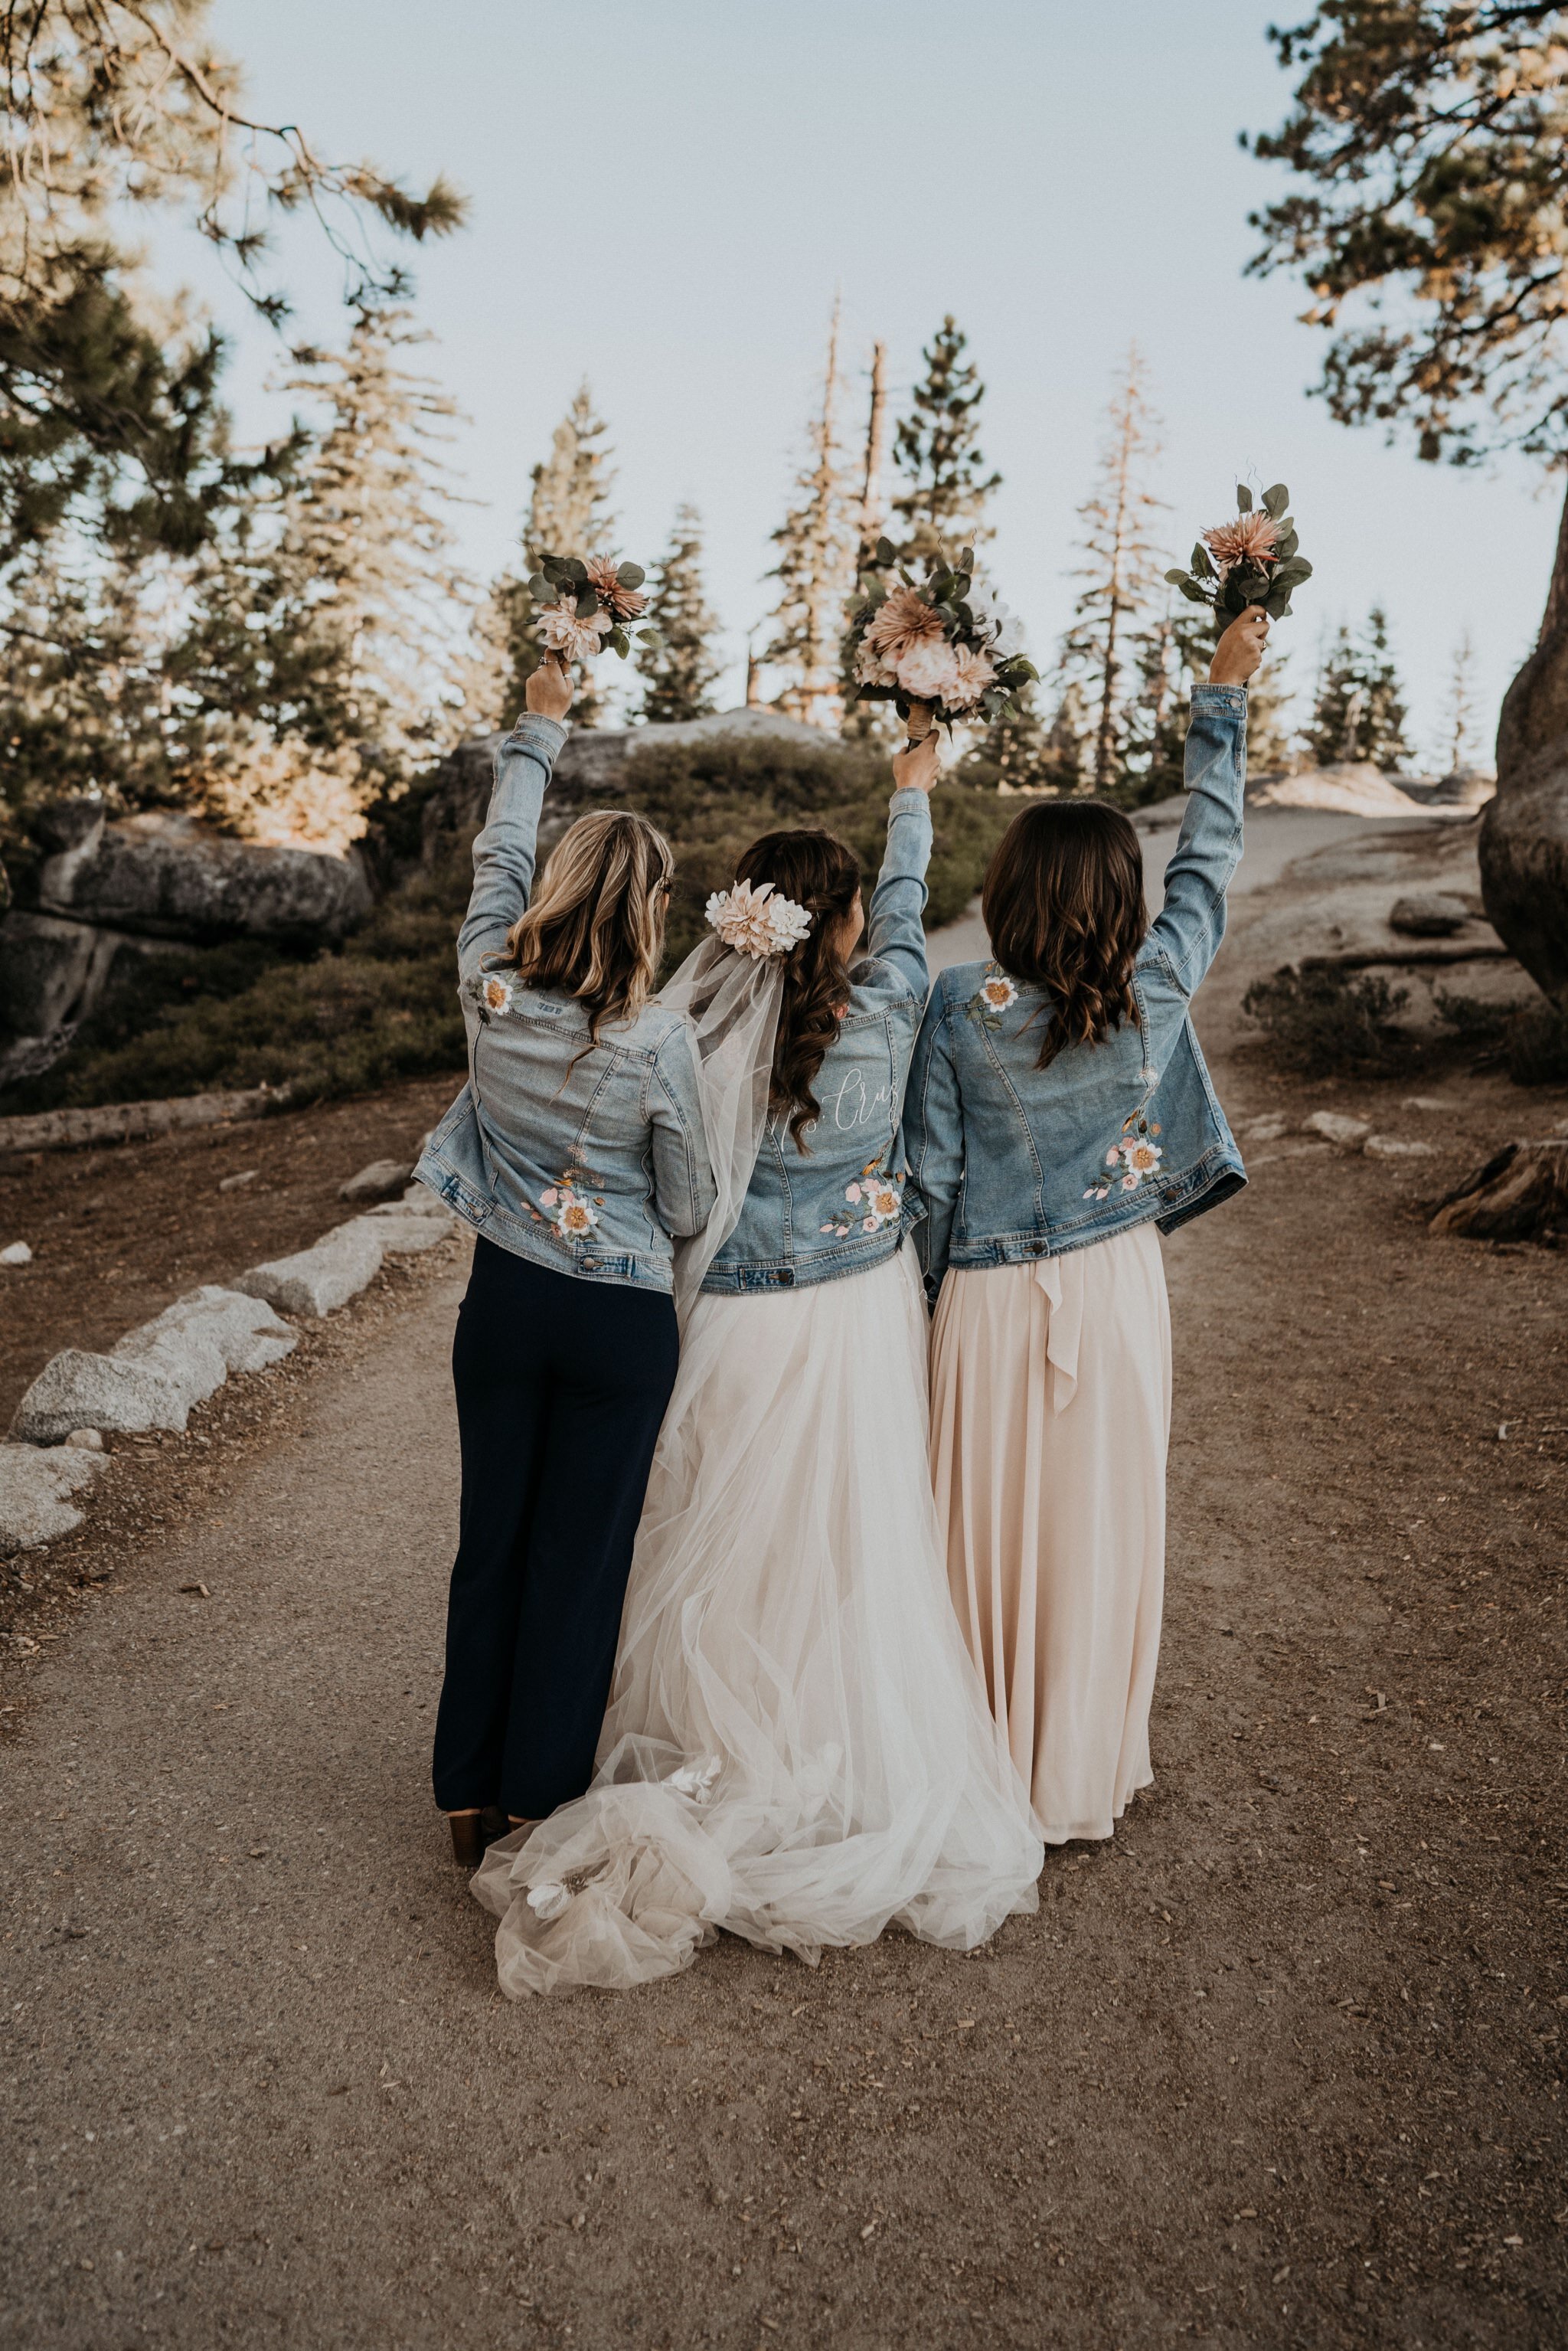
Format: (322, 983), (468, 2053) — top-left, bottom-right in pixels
(888, 785), (933, 817)
(503, 713), (570, 758)
(1190, 683), (1247, 716)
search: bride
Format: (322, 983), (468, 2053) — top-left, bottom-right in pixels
(473, 728), (1043, 1993)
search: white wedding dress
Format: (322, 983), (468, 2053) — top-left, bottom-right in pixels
(472, 1245), (1044, 1995)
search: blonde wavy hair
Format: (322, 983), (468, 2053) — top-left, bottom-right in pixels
(497, 809), (675, 1041)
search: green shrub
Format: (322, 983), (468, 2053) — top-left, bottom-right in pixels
(1242, 965), (1417, 1077)
(1436, 987), (1568, 1084)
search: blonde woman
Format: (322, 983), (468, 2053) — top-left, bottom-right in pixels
(414, 656), (716, 1866)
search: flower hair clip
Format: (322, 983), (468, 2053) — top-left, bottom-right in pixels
(705, 878), (812, 960)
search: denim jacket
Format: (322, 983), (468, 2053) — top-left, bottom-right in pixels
(701, 786), (932, 1293)
(905, 684), (1249, 1297)
(414, 715), (717, 1291)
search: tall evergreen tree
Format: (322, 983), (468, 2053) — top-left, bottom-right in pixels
(1442, 627), (1482, 772)
(962, 685), (1048, 789)
(760, 304), (856, 728)
(178, 305), (478, 842)
(890, 316), (1001, 564)
(1306, 608), (1411, 772)
(494, 384), (618, 726)
(638, 504), (723, 724)
(0, 2), (463, 886)
(1057, 346), (1168, 793)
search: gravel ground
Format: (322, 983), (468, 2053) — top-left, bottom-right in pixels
(2, 844), (1565, 2350)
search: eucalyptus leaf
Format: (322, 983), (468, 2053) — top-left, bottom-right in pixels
(616, 563), (645, 588)
(1164, 567), (1189, 587)
(1262, 482), (1289, 519)
(875, 536), (897, 566)
(1191, 542), (1214, 580)
(1275, 530), (1299, 561)
(1236, 484), (1253, 512)
(575, 587), (598, 620)
(607, 626), (630, 659)
(958, 546), (975, 571)
(639, 624), (663, 649)
(560, 556), (588, 584)
(526, 573), (554, 603)
(1178, 578), (1208, 604)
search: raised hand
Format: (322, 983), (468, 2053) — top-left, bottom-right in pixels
(1209, 607), (1269, 686)
(524, 652), (574, 721)
(892, 728), (942, 796)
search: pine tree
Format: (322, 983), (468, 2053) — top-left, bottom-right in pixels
(638, 504), (723, 724)
(1057, 347), (1168, 794)
(962, 686), (1049, 790)
(1442, 627), (1481, 773)
(760, 304), (856, 728)
(890, 316), (1001, 564)
(1306, 609), (1411, 772)
(494, 384), (618, 727)
(178, 303), (479, 840)
(1037, 676), (1094, 795)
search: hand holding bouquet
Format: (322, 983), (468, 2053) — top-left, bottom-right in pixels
(526, 554), (663, 669)
(847, 539), (1039, 738)
(1165, 482), (1312, 635)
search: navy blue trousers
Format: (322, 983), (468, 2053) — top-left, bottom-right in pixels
(432, 1237), (680, 1820)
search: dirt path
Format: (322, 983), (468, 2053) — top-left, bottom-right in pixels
(2, 849), (1566, 2349)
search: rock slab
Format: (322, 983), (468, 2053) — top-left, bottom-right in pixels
(338, 1159), (414, 1202)
(1303, 1111), (1372, 1150)
(0, 1442), (109, 1553)
(8, 1286), (296, 1444)
(235, 1222), (385, 1318)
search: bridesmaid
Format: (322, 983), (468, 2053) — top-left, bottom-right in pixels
(903, 607), (1268, 1842)
(414, 652), (716, 1865)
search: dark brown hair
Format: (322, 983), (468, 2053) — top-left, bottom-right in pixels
(733, 828), (862, 1147)
(501, 809), (674, 1042)
(981, 800), (1146, 1068)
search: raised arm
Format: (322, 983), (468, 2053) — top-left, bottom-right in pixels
(1146, 610), (1268, 997)
(864, 728), (941, 1000)
(456, 656), (576, 979)
(904, 978), (965, 1301)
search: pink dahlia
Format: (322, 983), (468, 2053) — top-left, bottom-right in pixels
(1201, 511), (1279, 572)
(864, 587), (946, 663)
(585, 555), (648, 620)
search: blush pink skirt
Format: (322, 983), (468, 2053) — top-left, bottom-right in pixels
(928, 1223), (1172, 1843)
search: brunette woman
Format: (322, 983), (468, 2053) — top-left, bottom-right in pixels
(472, 730), (1043, 1996)
(414, 656), (716, 1866)
(904, 610), (1268, 1843)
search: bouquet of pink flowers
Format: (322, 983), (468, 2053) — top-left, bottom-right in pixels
(1164, 482), (1312, 635)
(845, 538), (1038, 734)
(526, 553), (663, 665)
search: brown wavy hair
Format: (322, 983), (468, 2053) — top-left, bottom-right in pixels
(498, 809), (674, 1042)
(981, 801), (1146, 1068)
(733, 828), (863, 1147)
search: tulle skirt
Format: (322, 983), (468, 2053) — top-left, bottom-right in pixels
(928, 1225), (1171, 1843)
(473, 1246), (1043, 1995)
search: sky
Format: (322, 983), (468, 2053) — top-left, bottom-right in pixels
(167, 0), (1563, 767)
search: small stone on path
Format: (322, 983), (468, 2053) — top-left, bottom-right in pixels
(1365, 1135), (1436, 1161)
(0, 1441), (109, 1554)
(218, 1169), (259, 1193)
(0, 1240), (32, 1266)
(1303, 1111), (1371, 1150)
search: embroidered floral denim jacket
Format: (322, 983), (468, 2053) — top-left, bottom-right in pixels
(413, 715), (717, 1292)
(701, 786), (931, 1294)
(904, 684), (1249, 1300)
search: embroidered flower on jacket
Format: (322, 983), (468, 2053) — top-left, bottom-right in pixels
(965, 965), (1019, 1031)
(531, 1169), (606, 1245)
(480, 971), (515, 1015)
(821, 1161), (905, 1238)
(705, 877), (813, 960)
(1083, 1115), (1164, 1203)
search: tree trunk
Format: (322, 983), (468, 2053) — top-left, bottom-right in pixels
(1478, 476), (1568, 998)
(1429, 1139), (1568, 1244)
